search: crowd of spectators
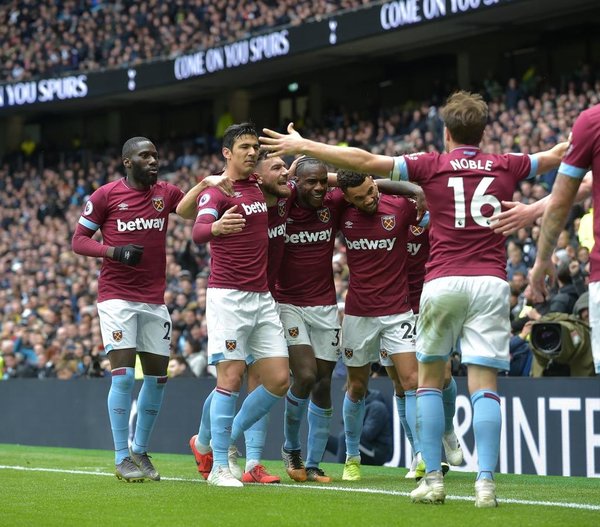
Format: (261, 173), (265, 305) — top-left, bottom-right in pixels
(1, 70), (599, 380)
(0, 0), (375, 82)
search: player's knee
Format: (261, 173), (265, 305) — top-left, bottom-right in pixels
(294, 369), (317, 393)
(347, 379), (367, 401)
(111, 368), (135, 393)
(398, 370), (418, 391)
(265, 371), (290, 397)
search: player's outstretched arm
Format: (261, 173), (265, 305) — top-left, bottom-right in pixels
(176, 175), (234, 219)
(260, 122), (393, 177)
(491, 171), (591, 236)
(532, 141), (569, 175)
(491, 198), (547, 235)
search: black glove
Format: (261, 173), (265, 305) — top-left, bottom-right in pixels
(113, 244), (144, 266)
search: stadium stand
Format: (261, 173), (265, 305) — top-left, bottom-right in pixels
(0, 0), (376, 82)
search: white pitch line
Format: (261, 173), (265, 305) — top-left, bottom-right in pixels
(1, 465), (599, 511)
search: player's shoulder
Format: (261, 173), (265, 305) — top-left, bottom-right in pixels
(90, 178), (122, 200)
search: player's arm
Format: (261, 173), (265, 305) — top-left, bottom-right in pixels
(491, 171), (592, 235)
(529, 173), (582, 301)
(375, 179), (427, 220)
(260, 123), (393, 177)
(176, 175), (234, 219)
(192, 205), (245, 244)
(531, 141), (569, 175)
(72, 224), (144, 266)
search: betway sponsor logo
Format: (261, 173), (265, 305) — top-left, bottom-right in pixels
(407, 242), (421, 255)
(117, 218), (165, 232)
(347, 237), (396, 251)
(268, 223), (286, 239)
(241, 200), (268, 215)
(285, 228), (332, 244)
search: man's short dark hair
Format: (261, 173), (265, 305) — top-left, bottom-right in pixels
(557, 262), (573, 285)
(256, 147), (270, 164)
(295, 157), (326, 179)
(222, 123), (258, 151)
(337, 170), (368, 192)
(122, 136), (152, 159)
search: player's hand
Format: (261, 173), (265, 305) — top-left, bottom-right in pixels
(490, 200), (537, 235)
(551, 140), (569, 160)
(413, 187), (428, 223)
(203, 175), (234, 196)
(112, 244), (144, 266)
(260, 122), (305, 157)
(527, 260), (555, 304)
(287, 155), (305, 181)
(211, 205), (245, 236)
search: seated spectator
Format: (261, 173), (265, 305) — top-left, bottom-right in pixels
(168, 355), (196, 378)
(506, 241), (529, 280)
(326, 388), (393, 466)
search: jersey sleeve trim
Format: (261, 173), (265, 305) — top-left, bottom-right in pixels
(558, 162), (588, 179)
(390, 156), (408, 181)
(418, 211), (430, 228)
(78, 217), (100, 231)
(197, 208), (219, 219)
(526, 154), (538, 179)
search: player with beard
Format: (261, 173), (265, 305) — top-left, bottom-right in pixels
(278, 157), (346, 483)
(335, 170), (420, 481)
(72, 137), (223, 482)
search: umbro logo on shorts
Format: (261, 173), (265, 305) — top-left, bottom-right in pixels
(112, 330), (123, 342)
(225, 340), (237, 351)
(380, 349), (388, 359)
(344, 348), (353, 359)
(288, 327), (299, 338)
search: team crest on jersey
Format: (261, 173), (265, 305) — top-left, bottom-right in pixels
(278, 200), (287, 217)
(317, 207), (331, 223)
(112, 330), (123, 342)
(380, 349), (389, 360)
(152, 197), (165, 212)
(225, 340), (237, 351)
(288, 327), (299, 338)
(381, 215), (396, 231)
(344, 348), (354, 359)
(410, 225), (424, 236)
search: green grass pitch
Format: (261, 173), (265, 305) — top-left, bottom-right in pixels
(1, 444), (598, 526)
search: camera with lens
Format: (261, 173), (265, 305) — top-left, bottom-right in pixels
(530, 313), (593, 376)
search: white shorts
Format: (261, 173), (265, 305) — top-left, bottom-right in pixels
(278, 303), (341, 362)
(97, 299), (171, 356)
(342, 312), (416, 367)
(588, 281), (600, 374)
(206, 288), (288, 365)
(417, 276), (510, 371)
